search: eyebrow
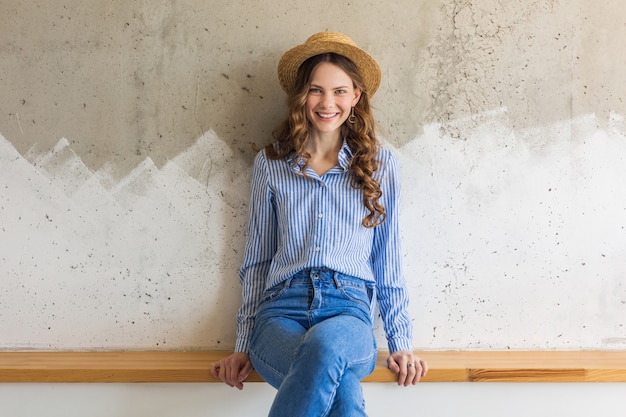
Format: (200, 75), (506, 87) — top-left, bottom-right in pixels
(309, 83), (351, 90)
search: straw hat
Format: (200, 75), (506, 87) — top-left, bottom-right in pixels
(277, 32), (381, 96)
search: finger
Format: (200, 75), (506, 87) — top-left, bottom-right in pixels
(225, 362), (239, 388)
(387, 356), (400, 373)
(389, 353), (409, 385)
(409, 359), (428, 384)
(233, 375), (244, 390)
(420, 359), (429, 377)
(403, 360), (418, 386)
(408, 361), (420, 384)
(238, 360), (253, 383)
(209, 362), (219, 379)
(220, 362), (237, 388)
(232, 362), (249, 390)
(396, 359), (409, 386)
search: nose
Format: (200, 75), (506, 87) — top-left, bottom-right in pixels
(319, 92), (335, 108)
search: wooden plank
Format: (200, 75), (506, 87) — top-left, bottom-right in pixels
(1, 351), (625, 383)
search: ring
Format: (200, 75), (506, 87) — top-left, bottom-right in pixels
(407, 363), (415, 368)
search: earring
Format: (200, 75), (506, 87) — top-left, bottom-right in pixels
(348, 107), (356, 124)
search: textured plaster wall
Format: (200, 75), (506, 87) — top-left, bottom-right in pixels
(1, 0), (625, 350)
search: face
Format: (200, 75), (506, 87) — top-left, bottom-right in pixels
(305, 62), (362, 137)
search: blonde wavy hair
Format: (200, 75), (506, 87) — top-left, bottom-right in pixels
(265, 53), (385, 228)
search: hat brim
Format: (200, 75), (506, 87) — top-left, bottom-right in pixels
(278, 39), (381, 97)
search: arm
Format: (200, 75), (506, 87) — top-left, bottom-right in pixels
(235, 151), (277, 354)
(371, 149), (428, 385)
(211, 151), (277, 389)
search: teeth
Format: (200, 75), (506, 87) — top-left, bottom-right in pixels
(318, 113), (336, 119)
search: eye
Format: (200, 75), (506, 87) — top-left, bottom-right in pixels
(335, 89), (347, 95)
(308, 87), (321, 94)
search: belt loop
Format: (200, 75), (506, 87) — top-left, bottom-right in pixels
(332, 271), (342, 289)
(284, 275), (294, 288)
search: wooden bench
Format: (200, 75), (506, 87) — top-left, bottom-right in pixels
(1, 351), (625, 383)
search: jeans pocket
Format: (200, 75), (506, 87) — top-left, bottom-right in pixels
(257, 282), (288, 307)
(338, 280), (373, 310)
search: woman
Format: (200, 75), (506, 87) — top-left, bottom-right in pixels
(211, 32), (427, 416)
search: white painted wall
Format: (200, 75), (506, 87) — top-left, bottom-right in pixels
(2, 112), (625, 351)
(1, 382), (626, 417)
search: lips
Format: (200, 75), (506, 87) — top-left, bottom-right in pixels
(317, 112), (339, 119)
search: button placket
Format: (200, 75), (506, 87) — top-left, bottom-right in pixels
(312, 179), (326, 260)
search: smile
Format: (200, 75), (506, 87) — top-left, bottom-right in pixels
(317, 112), (339, 119)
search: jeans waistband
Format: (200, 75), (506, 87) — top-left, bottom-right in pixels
(286, 268), (369, 290)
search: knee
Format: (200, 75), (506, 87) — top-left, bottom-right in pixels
(298, 331), (344, 362)
(297, 319), (374, 365)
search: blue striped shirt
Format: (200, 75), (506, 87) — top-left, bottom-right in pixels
(235, 142), (412, 353)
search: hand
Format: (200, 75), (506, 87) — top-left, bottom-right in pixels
(387, 350), (428, 386)
(210, 352), (253, 390)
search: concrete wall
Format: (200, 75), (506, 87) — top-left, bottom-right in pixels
(2, 1), (625, 415)
(1, 0), (625, 351)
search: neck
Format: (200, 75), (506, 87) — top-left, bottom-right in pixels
(306, 131), (342, 156)
(305, 131), (343, 176)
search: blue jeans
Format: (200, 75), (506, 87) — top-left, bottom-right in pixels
(249, 268), (377, 417)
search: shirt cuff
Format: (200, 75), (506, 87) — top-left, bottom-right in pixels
(387, 337), (413, 354)
(234, 338), (250, 353)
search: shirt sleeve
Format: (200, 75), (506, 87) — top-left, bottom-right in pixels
(235, 150), (277, 353)
(371, 148), (413, 353)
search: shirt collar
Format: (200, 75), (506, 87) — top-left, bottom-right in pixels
(337, 140), (353, 171)
(287, 140), (353, 174)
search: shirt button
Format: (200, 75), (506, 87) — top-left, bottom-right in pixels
(318, 213), (323, 219)
(314, 247), (321, 252)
